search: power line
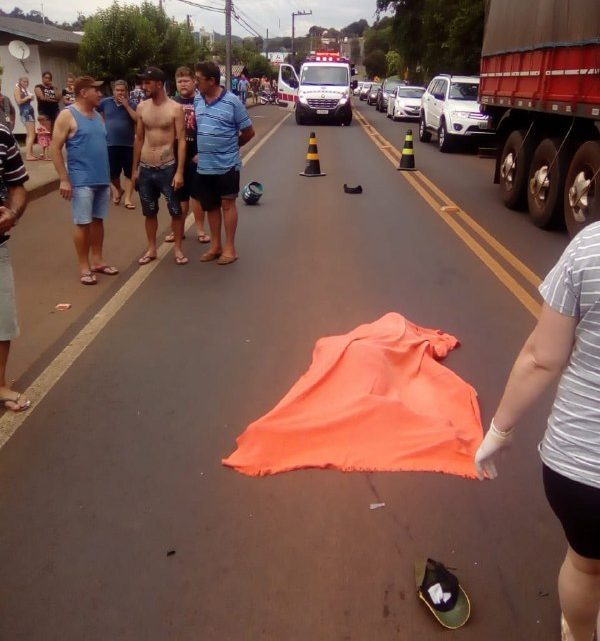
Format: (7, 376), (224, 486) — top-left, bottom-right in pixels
(231, 3), (262, 32)
(231, 10), (262, 39)
(175, 0), (225, 14)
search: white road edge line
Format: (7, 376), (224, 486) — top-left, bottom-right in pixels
(0, 111), (292, 450)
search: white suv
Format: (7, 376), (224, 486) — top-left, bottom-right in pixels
(419, 75), (494, 152)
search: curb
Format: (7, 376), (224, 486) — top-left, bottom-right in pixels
(28, 178), (61, 203)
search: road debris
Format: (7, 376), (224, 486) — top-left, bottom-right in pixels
(440, 205), (460, 214)
(343, 184), (363, 194)
(369, 502), (386, 510)
(55, 303), (72, 311)
(167, 550), (176, 557)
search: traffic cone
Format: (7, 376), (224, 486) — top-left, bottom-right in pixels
(397, 129), (416, 171)
(300, 132), (326, 177)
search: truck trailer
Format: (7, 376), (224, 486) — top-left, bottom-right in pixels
(480, 0), (600, 235)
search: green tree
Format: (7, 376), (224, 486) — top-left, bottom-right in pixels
(364, 49), (387, 78)
(364, 25), (392, 56)
(386, 50), (403, 76)
(79, 4), (158, 79)
(247, 54), (272, 78)
(341, 19), (369, 37)
(376, 0), (484, 80)
(139, 1), (201, 76)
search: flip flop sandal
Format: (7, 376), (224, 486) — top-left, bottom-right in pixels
(91, 265), (119, 275)
(216, 255), (238, 265)
(138, 255), (157, 265)
(197, 233), (211, 243)
(124, 203), (136, 210)
(112, 190), (124, 205)
(175, 256), (189, 265)
(200, 251), (222, 262)
(0, 393), (32, 412)
(80, 271), (97, 285)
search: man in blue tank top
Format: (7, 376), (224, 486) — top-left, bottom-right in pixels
(51, 76), (118, 286)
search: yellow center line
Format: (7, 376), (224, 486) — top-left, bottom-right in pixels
(354, 109), (542, 318)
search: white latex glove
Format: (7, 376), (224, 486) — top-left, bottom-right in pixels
(474, 419), (514, 480)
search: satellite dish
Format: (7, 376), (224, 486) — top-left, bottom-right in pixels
(8, 40), (31, 61)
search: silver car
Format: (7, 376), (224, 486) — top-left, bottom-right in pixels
(387, 86), (426, 121)
(359, 82), (372, 101)
(366, 83), (381, 106)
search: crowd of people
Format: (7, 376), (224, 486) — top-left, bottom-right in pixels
(45, 61), (255, 284)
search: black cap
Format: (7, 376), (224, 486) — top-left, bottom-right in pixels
(415, 558), (471, 629)
(140, 67), (165, 81)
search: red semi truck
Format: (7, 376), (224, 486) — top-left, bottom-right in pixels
(479, 0), (600, 235)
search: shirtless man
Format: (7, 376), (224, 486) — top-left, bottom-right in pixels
(132, 67), (187, 265)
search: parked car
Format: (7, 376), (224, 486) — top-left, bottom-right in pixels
(353, 81), (367, 96)
(419, 74), (494, 152)
(366, 83), (381, 106)
(387, 86), (426, 121)
(359, 82), (372, 101)
(375, 76), (403, 112)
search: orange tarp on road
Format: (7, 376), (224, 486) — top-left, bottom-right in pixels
(222, 313), (483, 477)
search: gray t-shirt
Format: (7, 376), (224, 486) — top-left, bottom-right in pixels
(539, 222), (600, 489)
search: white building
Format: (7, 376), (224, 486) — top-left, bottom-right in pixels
(0, 16), (82, 135)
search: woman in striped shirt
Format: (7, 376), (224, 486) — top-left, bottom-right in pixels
(476, 221), (600, 641)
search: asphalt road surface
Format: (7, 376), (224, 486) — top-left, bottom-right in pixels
(0, 100), (572, 641)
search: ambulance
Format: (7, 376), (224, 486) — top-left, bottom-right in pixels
(278, 52), (358, 126)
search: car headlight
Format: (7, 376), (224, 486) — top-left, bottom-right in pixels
(451, 111), (471, 118)
(339, 97), (348, 105)
(299, 96), (308, 105)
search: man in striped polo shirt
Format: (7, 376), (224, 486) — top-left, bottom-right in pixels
(194, 61), (255, 265)
(0, 123), (30, 411)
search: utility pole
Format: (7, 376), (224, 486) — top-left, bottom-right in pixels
(186, 14), (191, 30)
(159, 0), (164, 10)
(291, 9), (312, 62)
(225, 0), (232, 90)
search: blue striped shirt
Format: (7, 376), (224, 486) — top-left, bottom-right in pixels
(194, 90), (252, 175)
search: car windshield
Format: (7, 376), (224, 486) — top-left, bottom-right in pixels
(449, 82), (479, 100)
(370, 84), (381, 92)
(384, 79), (402, 92)
(301, 66), (349, 86)
(397, 87), (425, 99)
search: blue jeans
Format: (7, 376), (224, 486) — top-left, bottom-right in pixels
(138, 162), (182, 217)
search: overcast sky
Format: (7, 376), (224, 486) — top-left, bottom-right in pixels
(10, 0), (383, 40)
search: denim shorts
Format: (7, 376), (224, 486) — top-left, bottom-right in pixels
(19, 105), (35, 124)
(0, 243), (19, 341)
(71, 185), (111, 225)
(138, 162), (182, 217)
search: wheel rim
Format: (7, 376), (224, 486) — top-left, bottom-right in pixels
(529, 164), (550, 205)
(568, 170), (593, 224)
(501, 152), (516, 189)
(439, 126), (445, 147)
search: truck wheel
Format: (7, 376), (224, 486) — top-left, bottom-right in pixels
(419, 115), (431, 142)
(295, 110), (305, 125)
(438, 120), (454, 153)
(564, 141), (600, 237)
(343, 112), (352, 126)
(527, 138), (570, 229)
(499, 129), (535, 210)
